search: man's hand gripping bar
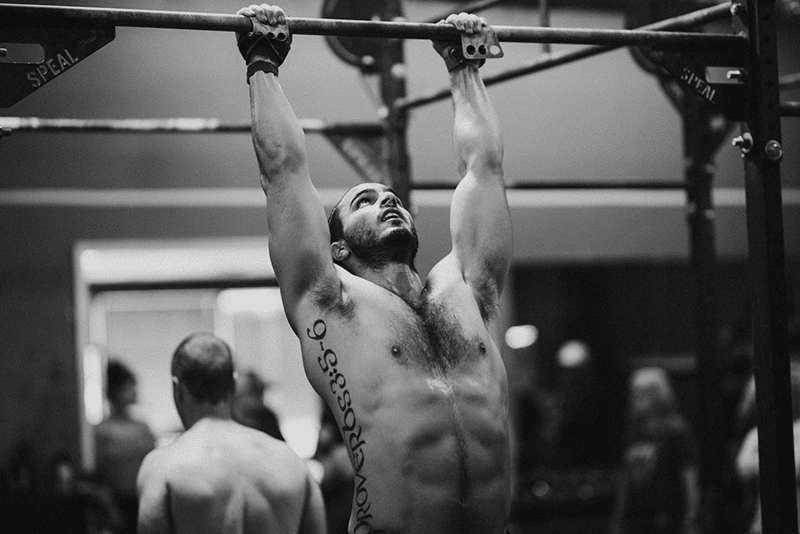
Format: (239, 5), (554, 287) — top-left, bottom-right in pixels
(433, 22), (503, 72)
(237, 16), (291, 82)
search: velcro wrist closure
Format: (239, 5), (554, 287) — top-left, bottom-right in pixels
(247, 60), (279, 83)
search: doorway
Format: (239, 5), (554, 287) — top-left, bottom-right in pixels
(73, 238), (321, 471)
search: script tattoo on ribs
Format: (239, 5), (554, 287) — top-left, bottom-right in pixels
(308, 319), (384, 534)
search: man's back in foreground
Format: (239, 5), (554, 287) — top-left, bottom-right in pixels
(138, 418), (322, 534)
(136, 333), (326, 534)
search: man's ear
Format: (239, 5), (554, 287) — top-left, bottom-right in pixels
(330, 241), (350, 262)
(172, 376), (184, 402)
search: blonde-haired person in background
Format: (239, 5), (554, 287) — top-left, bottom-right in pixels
(610, 367), (700, 534)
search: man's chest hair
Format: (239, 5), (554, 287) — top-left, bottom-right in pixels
(312, 274), (488, 373)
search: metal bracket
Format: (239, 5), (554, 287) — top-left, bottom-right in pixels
(641, 46), (747, 121)
(624, 0), (748, 121)
(460, 27), (503, 61)
(0, 25), (115, 108)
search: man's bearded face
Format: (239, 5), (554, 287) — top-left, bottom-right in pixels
(343, 218), (419, 270)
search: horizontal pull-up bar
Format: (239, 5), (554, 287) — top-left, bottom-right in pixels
(0, 3), (744, 51)
(398, 2), (733, 111)
(0, 117), (385, 135)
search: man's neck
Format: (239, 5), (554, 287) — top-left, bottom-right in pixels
(109, 405), (131, 420)
(182, 402), (232, 430)
(357, 262), (424, 304)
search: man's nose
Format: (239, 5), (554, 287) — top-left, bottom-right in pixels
(380, 194), (398, 207)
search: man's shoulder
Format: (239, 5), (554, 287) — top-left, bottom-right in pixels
(138, 445), (172, 486)
(217, 423), (301, 465)
(139, 436), (221, 486)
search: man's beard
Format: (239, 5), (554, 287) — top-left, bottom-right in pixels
(344, 224), (419, 270)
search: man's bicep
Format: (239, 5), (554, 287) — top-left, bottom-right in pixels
(449, 170), (513, 293)
(266, 174), (339, 316)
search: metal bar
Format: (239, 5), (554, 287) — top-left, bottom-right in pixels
(740, 0), (797, 533)
(782, 101), (800, 116)
(423, 0), (509, 24)
(0, 117), (385, 136)
(0, 3), (252, 32)
(377, 1), (411, 206)
(412, 181), (686, 190)
(780, 71), (800, 90)
(0, 3), (743, 50)
(540, 0), (551, 54)
(682, 103), (725, 534)
(398, 2), (732, 111)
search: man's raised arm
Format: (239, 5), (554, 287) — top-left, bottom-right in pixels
(435, 14), (513, 308)
(238, 4), (339, 326)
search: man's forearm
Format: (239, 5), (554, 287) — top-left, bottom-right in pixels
(249, 73), (307, 183)
(450, 66), (503, 179)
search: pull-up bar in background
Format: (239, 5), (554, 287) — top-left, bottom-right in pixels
(0, 116), (388, 183)
(0, 116), (687, 190)
(398, 2), (734, 111)
(397, 2), (798, 118)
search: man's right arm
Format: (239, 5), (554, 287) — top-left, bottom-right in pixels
(137, 453), (171, 534)
(240, 5), (339, 327)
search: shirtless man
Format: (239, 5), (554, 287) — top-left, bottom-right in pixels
(237, 5), (512, 533)
(136, 333), (327, 534)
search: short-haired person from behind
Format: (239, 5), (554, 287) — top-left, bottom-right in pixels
(238, 4), (513, 534)
(136, 333), (327, 534)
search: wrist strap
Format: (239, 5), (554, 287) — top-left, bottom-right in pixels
(247, 60), (279, 83)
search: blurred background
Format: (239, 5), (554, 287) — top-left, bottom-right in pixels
(1, 0), (799, 532)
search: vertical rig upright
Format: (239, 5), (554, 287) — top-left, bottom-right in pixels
(684, 102), (727, 534)
(739, 0), (797, 533)
(377, 0), (411, 208)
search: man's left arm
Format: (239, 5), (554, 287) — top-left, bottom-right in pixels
(439, 15), (513, 310)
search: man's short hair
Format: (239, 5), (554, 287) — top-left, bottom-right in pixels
(106, 359), (135, 402)
(172, 333), (235, 404)
(328, 199), (345, 244)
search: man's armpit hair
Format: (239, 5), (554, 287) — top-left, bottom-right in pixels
(474, 275), (500, 322)
(310, 279), (355, 320)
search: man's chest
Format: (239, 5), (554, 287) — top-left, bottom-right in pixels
(306, 285), (490, 373)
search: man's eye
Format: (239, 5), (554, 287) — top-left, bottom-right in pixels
(357, 198), (370, 207)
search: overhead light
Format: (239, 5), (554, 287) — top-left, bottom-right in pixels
(505, 325), (538, 350)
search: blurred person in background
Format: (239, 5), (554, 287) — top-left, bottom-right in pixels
(312, 406), (353, 534)
(735, 358), (800, 534)
(609, 367), (700, 534)
(94, 359), (156, 534)
(47, 450), (123, 534)
(232, 369), (285, 440)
